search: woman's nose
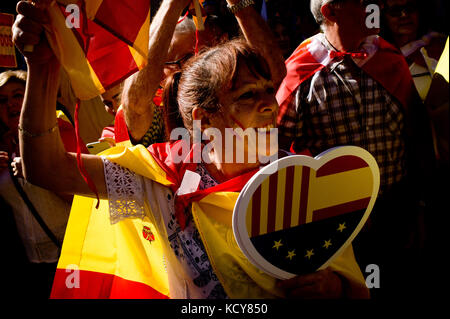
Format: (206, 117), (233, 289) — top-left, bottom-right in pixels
(258, 93), (279, 114)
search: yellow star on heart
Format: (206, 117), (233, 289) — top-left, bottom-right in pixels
(323, 239), (332, 249)
(337, 223), (347, 232)
(286, 250), (296, 260)
(272, 239), (283, 250)
(305, 249), (314, 260)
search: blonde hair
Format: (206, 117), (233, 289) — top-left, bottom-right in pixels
(0, 70), (27, 89)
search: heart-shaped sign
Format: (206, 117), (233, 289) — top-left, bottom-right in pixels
(232, 146), (380, 279)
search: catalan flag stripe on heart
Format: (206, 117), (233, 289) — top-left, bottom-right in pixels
(246, 156), (372, 238)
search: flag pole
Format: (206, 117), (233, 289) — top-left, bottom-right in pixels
(192, 0), (204, 31)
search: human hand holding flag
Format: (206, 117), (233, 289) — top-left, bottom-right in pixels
(12, 1), (55, 64)
(21, 0), (52, 52)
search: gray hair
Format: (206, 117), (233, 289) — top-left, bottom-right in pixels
(174, 17), (196, 35)
(310, 0), (339, 25)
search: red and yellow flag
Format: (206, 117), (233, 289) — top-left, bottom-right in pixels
(0, 13), (17, 68)
(51, 142), (369, 299)
(46, 0), (150, 100)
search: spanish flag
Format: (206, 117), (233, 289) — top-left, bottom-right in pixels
(50, 142), (369, 299)
(45, 0), (150, 100)
(0, 13), (17, 68)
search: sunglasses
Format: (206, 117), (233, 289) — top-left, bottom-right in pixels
(164, 53), (194, 69)
(385, 2), (417, 17)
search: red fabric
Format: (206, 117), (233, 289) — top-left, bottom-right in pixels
(74, 99), (100, 208)
(147, 141), (315, 230)
(361, 37), (415, 112)
(50, 268), (169, 299)
(101, 125), (115, 139)
(147, 141), (259, 230)
(58, 118), (89, 154)
(276, 38), (326, 115)
(94, 0), (149, 48)
(113, 108), (130, 143)
(290, 144), (312, 157)
(57, 2), (141, 92)
(276, 36), (415, 122)
(329, 51), (368, 59)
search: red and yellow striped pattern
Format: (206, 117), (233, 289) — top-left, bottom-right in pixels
(47, 0), (150, 100)
(0, 13), (17, 68)
(51, 145), (171, 299)
(246, 156), (373, 238)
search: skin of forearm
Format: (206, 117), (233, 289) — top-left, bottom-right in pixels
(122, 0), (188, 141)
(20, 62), (107, 197)
(232, 5), (287, 88)
(20, 61), (64, 186)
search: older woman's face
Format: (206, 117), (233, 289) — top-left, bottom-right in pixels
(210, 63), (279, 162)
(0, 81), (25, 132)
(384, 0), (419, 38)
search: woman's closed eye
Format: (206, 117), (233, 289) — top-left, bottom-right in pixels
(238, 91), (255, 100)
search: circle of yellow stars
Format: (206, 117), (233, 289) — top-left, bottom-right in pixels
(271, 222), (347, 261)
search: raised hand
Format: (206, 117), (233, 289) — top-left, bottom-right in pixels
(12, 0), (56, 65)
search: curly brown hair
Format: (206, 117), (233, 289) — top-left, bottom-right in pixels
(163, 38), (271, 137)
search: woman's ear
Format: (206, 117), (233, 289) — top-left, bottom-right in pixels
(192, 107), (212, 131)
(321, 3), (338, 24)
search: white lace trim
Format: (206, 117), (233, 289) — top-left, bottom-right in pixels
(102, 158), (145, 224)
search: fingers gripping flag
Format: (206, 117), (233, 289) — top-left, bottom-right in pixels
(46, 0), (150, 100)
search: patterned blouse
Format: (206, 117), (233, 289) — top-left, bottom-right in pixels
(103, 158), (228, 299)
(135, 104), (166, 147)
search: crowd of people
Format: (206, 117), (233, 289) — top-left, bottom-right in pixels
(0, 0), (448, 300)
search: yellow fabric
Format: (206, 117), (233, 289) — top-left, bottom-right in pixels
(47, 1), (149, 100)
(58, 68), (114, 144)
(192, 192), (369, 299)
(46, 2), (103, 100)
(59, 144), (369, 298)
(57, 193), (170, 296)
(100, 145), (171, 187)
(192, 192), (284, 298)
(435, 37), (449, 83)
(56, 110), (71, 124)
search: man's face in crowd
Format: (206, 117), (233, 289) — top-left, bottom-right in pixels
(384, 0), (419, 38)
(101, 83), (122, 116)
(163, 24), (226, 80)
(163, 31), (196, 78)
(331, 0), (381, 38)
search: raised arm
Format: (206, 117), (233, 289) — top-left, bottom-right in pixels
(13, 1), (106, 198)
(121, 0), (191, 142)
(226, 0), (287, 88)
